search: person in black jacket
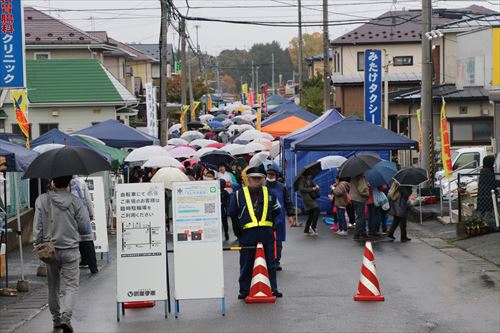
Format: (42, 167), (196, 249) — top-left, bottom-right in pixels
(387, 183), (412, 242)
(476, 155), (500, 217)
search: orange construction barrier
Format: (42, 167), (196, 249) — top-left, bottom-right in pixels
(245, 242), (276, 304)
(354, 241), (384, 302)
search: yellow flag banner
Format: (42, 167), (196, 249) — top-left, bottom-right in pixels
(440, 98), (452, 177)
(416, 108), (422, 155)
(207, 96), (212, 111)
(12, 89), (30, 149)
(256, 106), (262, 130)
(242, 83), (248, 94)
(180, 105), (190, 133)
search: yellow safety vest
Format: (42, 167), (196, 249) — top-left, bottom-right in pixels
(242, 186), (274, 230)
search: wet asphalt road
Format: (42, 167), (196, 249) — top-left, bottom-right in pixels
(13, 220), (500, 333)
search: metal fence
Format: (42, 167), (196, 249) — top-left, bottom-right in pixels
(457, 173), (500, 227)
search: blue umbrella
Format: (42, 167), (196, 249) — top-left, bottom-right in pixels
(365, 160), (397, 187)
(208, 120), (224, 128)
(213, 114), (227, 122)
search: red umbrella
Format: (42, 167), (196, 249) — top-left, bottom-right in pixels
(206, 142), (225, 149)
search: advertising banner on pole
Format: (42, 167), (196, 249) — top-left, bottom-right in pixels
(116, 183), (167, 302)
(85, 177), (109, 253)
(12, 89), (29, 148)
(364, 49), (382, 125)
(0, 0), (26, 88)
(145, 82), (157, 138)
(172, 181), (224, 300)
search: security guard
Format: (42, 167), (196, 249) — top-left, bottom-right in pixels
(229, 165), (282, 299)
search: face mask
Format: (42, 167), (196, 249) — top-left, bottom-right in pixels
(204, 176), (214, 180)
(267, 178), (276, 183)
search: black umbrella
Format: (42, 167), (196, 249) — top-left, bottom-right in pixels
(233, 157), (248, 169)
(293, 161), (322, 191)
(393, 167), (428, 186)
(187, 121), (204, 130)
(23, 146), (111, 179)
(338, 154), (381, 178)
(200, 150), (236, 170)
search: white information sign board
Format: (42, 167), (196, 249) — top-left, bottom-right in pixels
(172, 181), (224, 301)
(85, 177), (109, 253)
(116, 183), (167, 303)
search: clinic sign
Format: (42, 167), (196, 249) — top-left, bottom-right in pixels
(364, 49), (382, 125)
(0, 0), (26, 88)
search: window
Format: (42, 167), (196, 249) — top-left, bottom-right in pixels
(453, 152), (480, 170)
(11, 124), (32, 138)
(393, 56), (413, 66)
(450, 118), (493, 145)
(39, 123), (58, 135)
(34, 52), (50, 60)
(0, 119), (4, 132)
(459, 106), (468, 114)
(357, 51), (365, 71)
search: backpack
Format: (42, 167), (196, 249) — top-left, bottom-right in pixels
(388, 183), (400, 201)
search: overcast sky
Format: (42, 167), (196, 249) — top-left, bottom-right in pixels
(23, 0), (500, 55)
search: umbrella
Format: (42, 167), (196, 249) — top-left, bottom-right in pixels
(167, 138), (189, 146)
(269, 141), (281, 159)
(199, 114), (214, 123)
(365, 160), (397, 187)
(142, 155), (183, 169)
(206, 142), (225, 149)
(151, 167), (190, 190)
(200, 150), (235, 170)
(23, 146), (111, 179)
(234, 130), (273, 143)
(233, 157), (248, 169)
(181, 130), (204, 142)
(393, 167), (428, 186)
(213, 114), (227, 122)
(338, 154), (381, 178)
(221, 143), (246, 156)
(293, 161), (322, 191)
(244, 142), (267, 154)
(187, 121), (205, 130)
(208, 120), (224, 128)
(263, 160), (281, 173)
(190, 139), (217, 148)
(241, 114), (257, 122)
(183, 158), (200, 169)
(193, 147), (218, 159)
(252, 138), (273, 150)
(169, 123), (182, 134)
(169, 145), (197, 159)
(222, 119), (233, 127)
(125, 145), (170, 162)
(32, 143), (64, 154)
(71, 134), (106, 146)
(238, 124), (255, 132)
(163, 145), (175, 151)
(249, 151), (270, 167)
(318, 156), (347, 170)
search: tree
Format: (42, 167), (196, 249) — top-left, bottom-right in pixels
(300, 74), (324, 115)
(288, 32), (324, 71)
(221, 74), (237, 94)
(166, 75), (208, 104)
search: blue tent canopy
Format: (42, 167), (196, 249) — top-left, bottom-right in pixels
(292, 116), (418, 151)
(282, 109), (343, 149)
(0, 140), (39, 172)
(74, 120), (159, 148)
(267, 95), (292, 105)
(262, 104), (318, 127)
(268, 101), (308, 115)
(31, 129), (92, 149)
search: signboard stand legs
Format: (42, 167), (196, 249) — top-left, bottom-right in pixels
(165, 230), (171, 313)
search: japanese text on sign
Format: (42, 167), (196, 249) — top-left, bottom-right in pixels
(364, 49), (382, 125)
(0, 0), (25, 87)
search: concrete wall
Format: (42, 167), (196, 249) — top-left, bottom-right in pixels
(128, 60), (153, 92)
(26, 48), (104, 62)
(456, 29), (492, 89)
(433, 33), (458, 84)
(331, 43), (421, 77)
(3, 104), (116, 139)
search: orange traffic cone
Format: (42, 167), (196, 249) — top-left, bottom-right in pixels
(354, 241), (384, 302)
(124, 301), (156, 309)
(245, 242), (277, 304)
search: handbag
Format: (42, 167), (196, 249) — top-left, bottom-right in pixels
(373, 189), (389, 209)
(310, 188), (320, 199)
(34, 196), (57, 264)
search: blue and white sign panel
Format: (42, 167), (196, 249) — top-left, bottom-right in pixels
(364, 49), (382, 125)
(0, 0), (26, 88)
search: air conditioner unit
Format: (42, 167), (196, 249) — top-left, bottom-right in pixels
(125, 66), (133, 77)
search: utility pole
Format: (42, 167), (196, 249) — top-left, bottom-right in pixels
(180, 18), (187, 106)
(159, 0), (169, 145)
(271, 53), (275, 95)
(256, 66), (260, 94)
(298, 0), (304, 101)
(194, 24), (200, 51)
(420, 0), (433, 183)
(384, 50), (390, 129)
(216, 61), (221, 98)
(251, 60), (255, 93)
(322, 0), (330, 111)
(188, 59), (194, 120)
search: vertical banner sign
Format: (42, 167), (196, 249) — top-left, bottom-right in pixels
(241, 83), (248, 105)
(116, 183), (167, 303)
(262, 84), (268, 114)
(249, 91), (255, 106)
(85, 177), (109, 253)
(11, 89), (29, 148)
(364, 49), (382, 125)
(0, 0), (25, 88)
(440, 98), (452, 177)
(416, 108), (422, 156)
(256, 106), (262, 130)
(172, 181), (224, 301)
(180, 105), (189, 133)
(145, 82), (156, 138)
(207, 95), (212, 111)
(191, 101), (200, 122)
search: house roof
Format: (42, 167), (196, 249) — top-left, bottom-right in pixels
(437, 13), (500, 31)
(389, 84), (490, 103)
(128, 43), (175, 64)
(305, 52), (332, 62)
(105, 37), (156, 62)
(332, 5), (497, 46)
(26, 59), (136, 104)
(332, 72), (421, 85)
(24, 7), (106, 46)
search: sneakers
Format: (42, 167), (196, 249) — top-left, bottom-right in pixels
(272, 290), (283, 298)
(387, 234), (395, 241)
(53, 319), (62, 329)
(304, 230), (315, 236)
(401, 237), (412, 242)
(237, 293), (248, 300)
(61, 321), (74, 333)
(336, 230), (347, 236)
